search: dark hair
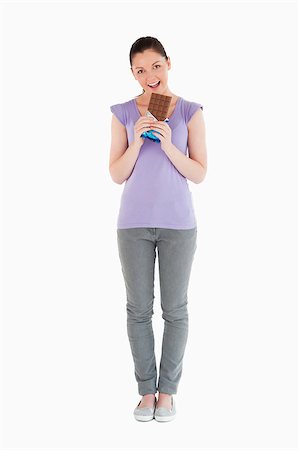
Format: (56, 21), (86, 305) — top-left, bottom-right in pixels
(129, 36), (168, 98)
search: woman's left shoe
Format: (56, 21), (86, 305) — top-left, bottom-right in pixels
(154, 395), (176, 422)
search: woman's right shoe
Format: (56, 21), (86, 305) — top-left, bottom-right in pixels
(154, 395), (176, 422)
(133, 396), (156, 422)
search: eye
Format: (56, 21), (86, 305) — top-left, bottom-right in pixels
(137, 65), (160, 74)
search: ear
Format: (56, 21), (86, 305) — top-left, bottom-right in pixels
(167, 57), (171, 70)
(131, 67), (137, 80)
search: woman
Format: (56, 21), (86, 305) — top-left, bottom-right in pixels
(109, 36), (207, 422)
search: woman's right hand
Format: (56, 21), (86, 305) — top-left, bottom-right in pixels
(134, 116), (155, 147)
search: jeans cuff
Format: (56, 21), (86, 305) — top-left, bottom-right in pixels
(138, 379), (158, 395)
(157, 378), (178, 395)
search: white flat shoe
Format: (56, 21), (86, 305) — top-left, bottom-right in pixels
(133, 396), (156, 422)
(154, 395), (176, 422)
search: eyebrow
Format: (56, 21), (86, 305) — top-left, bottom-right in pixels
(135, 60), (162, 69)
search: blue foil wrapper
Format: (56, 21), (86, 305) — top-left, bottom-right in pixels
(141, 113), (169, 143)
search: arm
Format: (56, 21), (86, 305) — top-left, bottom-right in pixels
(109, 115), (142, 184)
(164, 108), (208, 184)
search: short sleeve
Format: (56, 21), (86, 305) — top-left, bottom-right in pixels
(185, 101), (203, 124)
(110, 103), (126, 126)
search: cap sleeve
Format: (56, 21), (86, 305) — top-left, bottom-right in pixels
(110, 103), (126, 126)
(185, 101), (203, 124)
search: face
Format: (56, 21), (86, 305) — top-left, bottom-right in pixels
(131, 49), (171, 95)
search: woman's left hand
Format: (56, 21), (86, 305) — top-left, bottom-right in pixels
(151, 121), (172, 153)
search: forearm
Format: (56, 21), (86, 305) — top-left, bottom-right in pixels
(164, 143), (206, 184)
(110, 141), (142, 184)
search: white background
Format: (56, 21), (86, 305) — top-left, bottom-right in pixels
(0, 1), (298, 449)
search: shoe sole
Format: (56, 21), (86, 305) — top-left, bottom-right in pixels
(134, 414), (154, 421)
(154, 413), (176, 422)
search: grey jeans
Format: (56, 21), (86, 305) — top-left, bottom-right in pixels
(117, 227), (197, 395)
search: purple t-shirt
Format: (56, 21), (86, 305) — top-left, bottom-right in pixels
(110, 96), (203, 229)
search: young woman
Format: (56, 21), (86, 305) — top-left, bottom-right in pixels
(109, 36), (207, 422)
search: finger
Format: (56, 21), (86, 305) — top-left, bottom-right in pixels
(152, 131), (165, 138)
(149, 124), (163, 130)
(155, 122), (169, 129)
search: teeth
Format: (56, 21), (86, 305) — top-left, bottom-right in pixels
(148, 81), (159, 87)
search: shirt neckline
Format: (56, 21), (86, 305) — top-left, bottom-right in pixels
(133, 96), (182, 121)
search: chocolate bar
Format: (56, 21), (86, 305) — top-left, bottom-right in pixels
(148, 93), (172, 121)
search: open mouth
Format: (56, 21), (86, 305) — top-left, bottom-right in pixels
(147, 81), (160, 89)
